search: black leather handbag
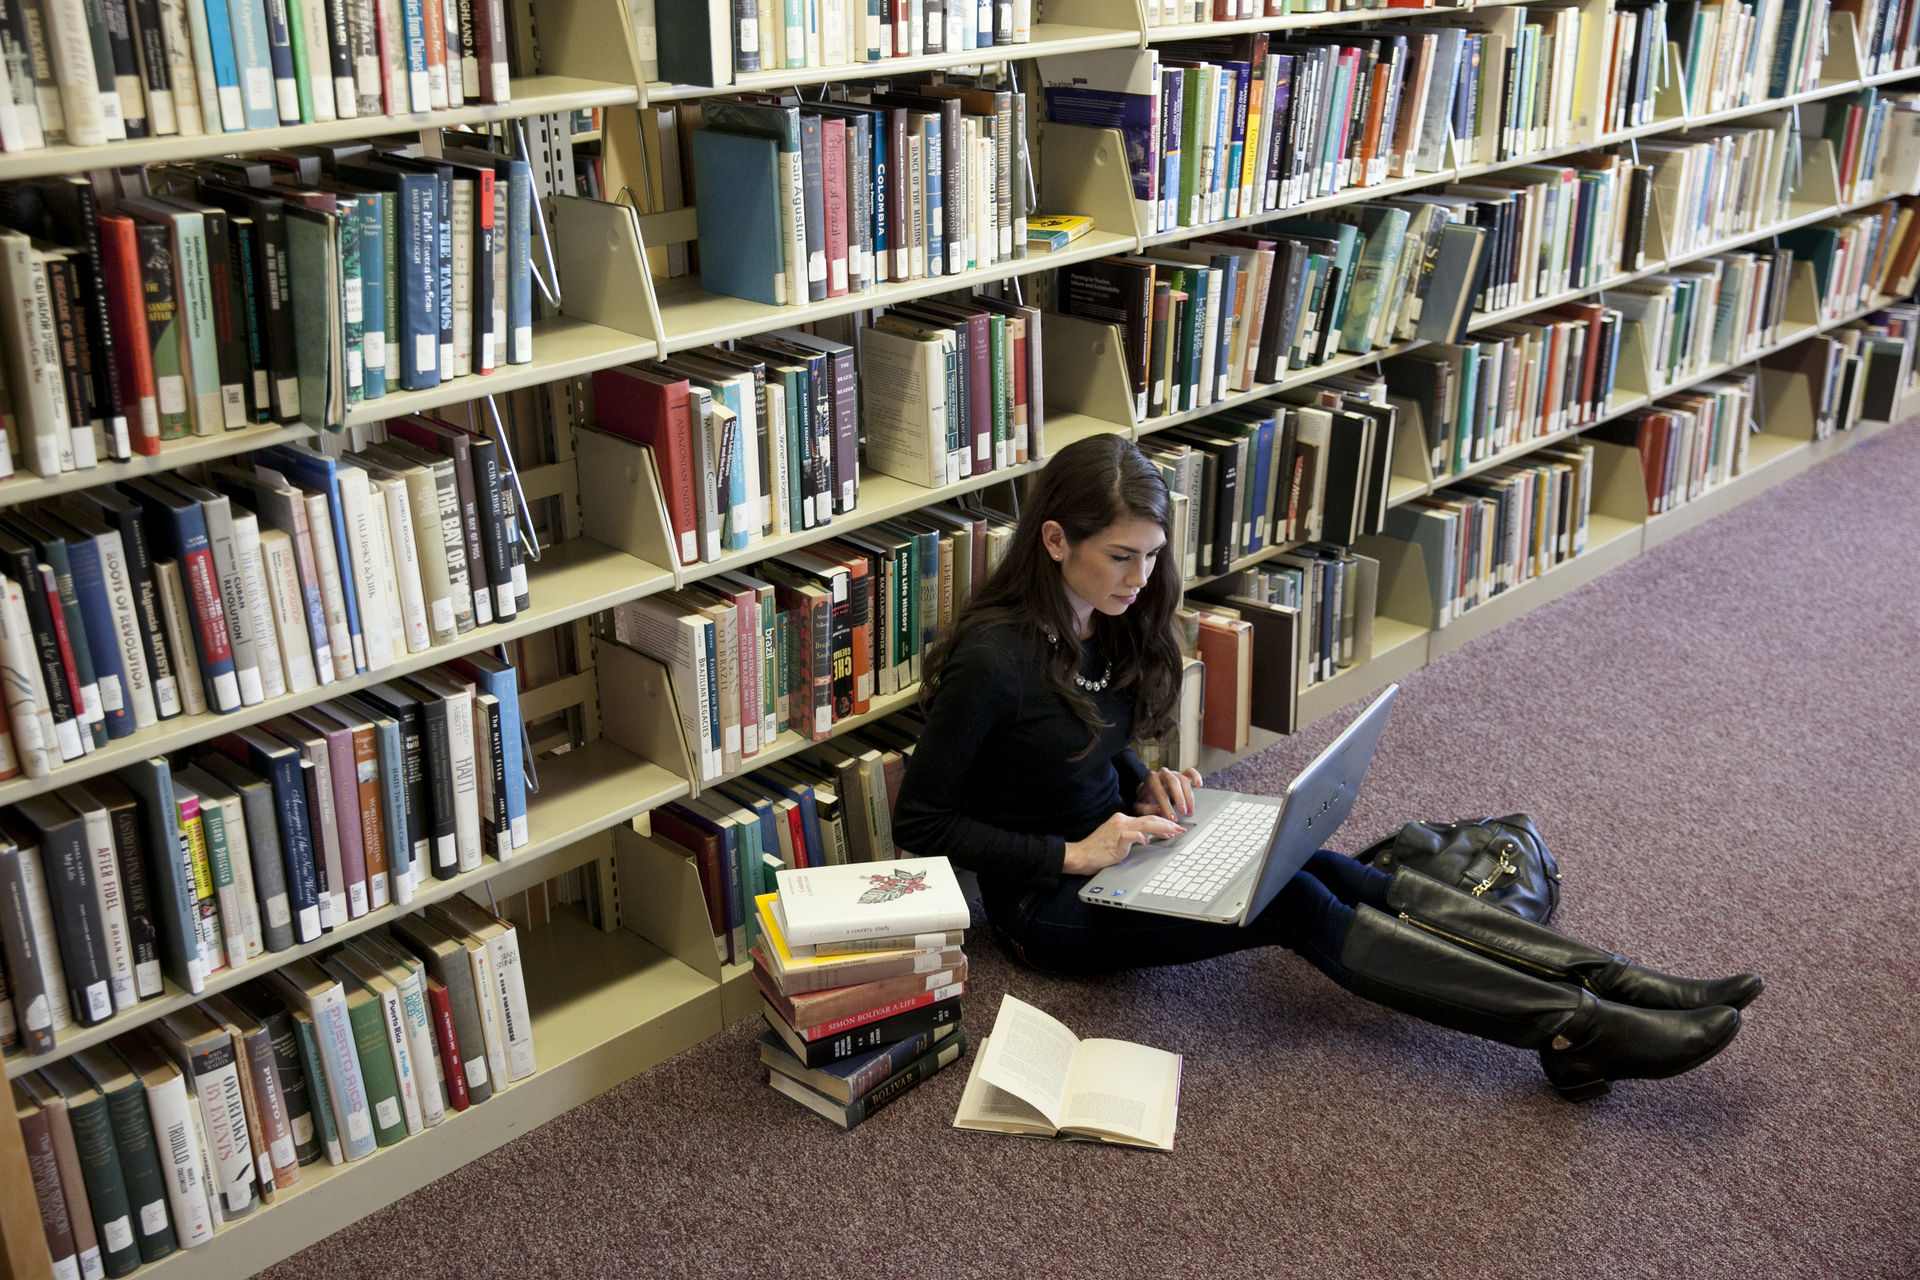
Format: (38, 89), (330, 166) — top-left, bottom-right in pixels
(1356, 814), (1562, 924)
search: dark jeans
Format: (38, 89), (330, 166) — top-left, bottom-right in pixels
(982, 850), (1392, 987)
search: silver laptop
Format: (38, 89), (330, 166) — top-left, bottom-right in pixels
(1079, 685), (1398, 925)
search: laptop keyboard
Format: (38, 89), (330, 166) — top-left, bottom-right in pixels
(1141, 801), (1278, 902)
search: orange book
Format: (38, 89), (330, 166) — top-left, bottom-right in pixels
(1195, 613), (1252, 752)
(422, 0), (450, 108)
(1359, 64), (1393, 185)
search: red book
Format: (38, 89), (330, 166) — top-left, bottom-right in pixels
(752, 952), (967, 1029)
(35, 567), (90, 744)
(95, 214), (160, 456)
(373, 0), (407, 112)
(821, 117), (849, 298)
(425, 976), (470, 1111)
(650, 804), (731, 959)
(1009, 316), (1028, 461)
(778, 800), (809, 868)
(795, 544), (872, 716)
(471, 167), (497, 372)
(1196, 614), (1251, 752)
(422, 0), (450, 106)
(474, 0), (510, 104)
(590, 365), (699, 569)
(889, 0), (908, 56)
(753, 966), (965, 1039)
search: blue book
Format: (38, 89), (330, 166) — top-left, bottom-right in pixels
(196, 0), (248, 131)
(1042, 82), (1158, 220)
(1, 514), (106, 746)
(69, 486), (183, 721)
(225, 0), (280, 130)
(258, 0), (299, 121)
(1208, 254), (1237, 403)
(689, 130), (786, 306)
(447, 654), (526, 849)
(120, 476), (243, 713)
(114, 757), (208, 994)
(401, 0), (432, 109)
(46, 520), (132, 740)
(376, 157), (457, 379)
(227, 726), (325, 938)
(503, 158), (533, 364)
(1220, 62), (1249, 215)
(714, 783), (782, 885)
(749, 768), (823, 870)
(1251, 412), (1275, 553)
(919, 116), (944, 277)
(256, 444), (366, 674)
(335, 163), (441, 391)
(355, 193), (385, 399)
(798, 114), (828, 299)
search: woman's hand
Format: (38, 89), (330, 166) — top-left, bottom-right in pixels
(1063, 810), (1186, 876)
(1134, 766), (1205, 822)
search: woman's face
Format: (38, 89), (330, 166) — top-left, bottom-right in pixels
(1044, 517), (1167, 620)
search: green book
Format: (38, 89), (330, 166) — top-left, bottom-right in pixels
(284, 0), (315, 123)
(41, 1061), (142, 1277)
(326, 964), (407, 1148)
(1337, 205), (1410, 354)
(1267, 219), (1361, 354)
(70, 1046), (178, 1265)
(283, 1002), (345, 1165)
(775, 611), (790, 734)
(1178, 68), (1206, 227)
(283, 205), (342, 433)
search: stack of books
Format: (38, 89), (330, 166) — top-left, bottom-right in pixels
(754, 856), (971, 1130)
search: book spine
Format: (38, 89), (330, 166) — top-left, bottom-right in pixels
(152, 559), (206, 717)
(393, 970), (443, 1125)
(233, 515), (286, 701)
(283, 1008), (342, 1165)
(424, 978), (469, 1110)
(143, 1070), (215, 1246)
(97, 1079), (177, 1262)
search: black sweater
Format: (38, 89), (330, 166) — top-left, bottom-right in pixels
(891, 623), (1149, 896)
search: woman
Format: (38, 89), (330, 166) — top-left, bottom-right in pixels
(891, 435), (1761, 1101)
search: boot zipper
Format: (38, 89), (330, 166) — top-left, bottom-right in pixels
(1397, 913), (1571, 982)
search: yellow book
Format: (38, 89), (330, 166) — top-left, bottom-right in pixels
(754, 893), (965, 969)
(1026, 215), (1095, 251)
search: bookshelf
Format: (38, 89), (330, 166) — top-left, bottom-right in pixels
(3, 0), (1919, 1276)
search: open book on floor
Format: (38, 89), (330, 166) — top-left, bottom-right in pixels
(952, 994), (1182, 1151)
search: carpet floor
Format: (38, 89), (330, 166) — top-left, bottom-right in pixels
(265, 420), (1920, 1280)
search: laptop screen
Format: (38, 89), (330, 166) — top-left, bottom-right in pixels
(1240, 685), (1398, 925)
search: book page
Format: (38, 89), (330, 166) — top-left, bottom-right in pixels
(975, 994), (1081, 1128)
(1060, 1038), (1181, 1149)
(952, 1037), (1057, 1136)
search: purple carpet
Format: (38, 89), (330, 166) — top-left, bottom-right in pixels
(266, 420), (1920, 1280)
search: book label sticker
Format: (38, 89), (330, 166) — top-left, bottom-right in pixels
(97, 673), (123, 712)
(135, 960), (161, 997)
(347, 1107), (372, 1141)
(292, 1112), (314, 1145)
(297, 904), (321, 940)
(258, 1151), (273, 1184)
(375, 1095), (400, 1129)
(84, 979), (112, 1021)
(370, 873), (388, 909)
(348, 882), (369, 917)
(271, 1134), (296, 1167)
(464, 1056), (488, 1089)
(139, 1200), (168, 1236)
(245, 67), (273, 110)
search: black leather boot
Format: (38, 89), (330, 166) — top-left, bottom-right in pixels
(1386, 868), (1765, 1011)
(1341, 905), (1745, 1101)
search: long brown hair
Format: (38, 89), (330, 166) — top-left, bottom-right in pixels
(922, 434), (1183, 748)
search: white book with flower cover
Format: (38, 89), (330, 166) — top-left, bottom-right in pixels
(772, 856), (969, 945)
